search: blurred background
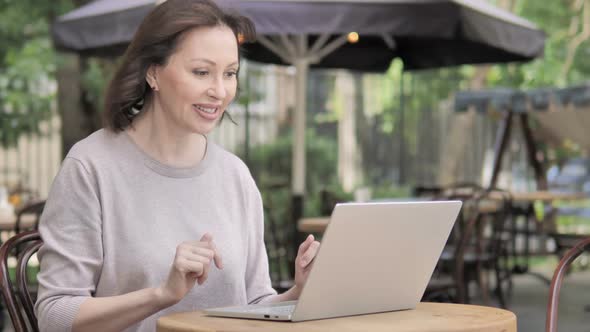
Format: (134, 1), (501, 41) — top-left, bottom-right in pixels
(1, 0), (590, 331)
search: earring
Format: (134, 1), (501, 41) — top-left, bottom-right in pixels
(147, 80), (158, 91)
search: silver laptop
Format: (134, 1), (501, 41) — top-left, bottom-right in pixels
(205, 200), (462, 322)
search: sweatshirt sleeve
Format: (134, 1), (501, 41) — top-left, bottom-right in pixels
(35, 157), (103, 332)
(242, 173), (278, 304)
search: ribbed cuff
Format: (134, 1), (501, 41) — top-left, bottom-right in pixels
(41, 296), (88, 332)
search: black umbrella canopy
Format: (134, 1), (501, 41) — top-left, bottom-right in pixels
(53, 0), (545, 71)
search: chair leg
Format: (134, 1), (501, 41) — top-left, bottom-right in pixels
(476, 261), (490, 305)
(494, 254), (514, 309)
(454, 266), (466, 303)
(494, 262), (507, 308)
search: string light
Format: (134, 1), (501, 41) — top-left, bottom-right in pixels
(347, 32), (359, 43)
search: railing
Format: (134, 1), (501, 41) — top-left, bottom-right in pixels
(0, 65), (537, 201)
(0, 112), (61, 200)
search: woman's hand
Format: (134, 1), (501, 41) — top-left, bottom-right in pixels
(157, 233), (223, 305)
(294, 234), (320, 291)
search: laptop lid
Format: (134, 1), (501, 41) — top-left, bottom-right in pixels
(291, 200), (461, 321)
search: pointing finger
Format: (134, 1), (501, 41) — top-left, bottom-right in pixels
(198, 233), (223, 269)
(209, 240), (224, 270)
(200, 233), (213, 242)
(300, 241), (320, 268)
(297, 234), (315, 257)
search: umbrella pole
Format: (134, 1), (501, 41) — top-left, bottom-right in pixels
(398, 67), (405, 185)
(292, 55), (309, 260)
(256, 33), (350, 271)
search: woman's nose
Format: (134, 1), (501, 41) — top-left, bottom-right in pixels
(207, 77), (226, 99)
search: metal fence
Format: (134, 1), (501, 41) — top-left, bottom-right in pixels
(0, 63), (534, 201)
(0, 110), (62, 199)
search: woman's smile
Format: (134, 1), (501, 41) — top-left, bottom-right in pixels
(193, 104), (221, 120)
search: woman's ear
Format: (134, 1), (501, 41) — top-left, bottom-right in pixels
(146, 65), (159, 91)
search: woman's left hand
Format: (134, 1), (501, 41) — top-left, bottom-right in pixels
(294, 234), (321, 290)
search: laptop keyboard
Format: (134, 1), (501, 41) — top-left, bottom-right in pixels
(241, 304), (296, 316)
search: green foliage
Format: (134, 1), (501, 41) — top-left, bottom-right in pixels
(248, 129), (340, 195)
(488, 0), (590, 88)
(81, 58), (118, 113)
(371, 185), (412, 200)
(485, 0), (590, 164)
(0, 37), (55, 146)
(245, 129), (346, 217)
(360, 0), (590, 186)
(0, 0), (74, 147)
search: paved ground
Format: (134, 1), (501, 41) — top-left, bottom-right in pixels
(510, 264), (590, 332)
(2, 263), (589, 331)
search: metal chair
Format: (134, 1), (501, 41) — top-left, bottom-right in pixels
(546, 236), (590, 332)
(423, 183), (484, 304)
(0, 230), (42, 332)
(14, 201), (45, 234)
(263, 203), (295, 293)
(425, 186), (514, 307)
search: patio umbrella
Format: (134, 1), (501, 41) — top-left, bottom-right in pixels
(52, 0), (545, 230)
(454, 84), (590, 189)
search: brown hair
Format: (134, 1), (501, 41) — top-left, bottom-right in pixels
(103, 0), (256, 132)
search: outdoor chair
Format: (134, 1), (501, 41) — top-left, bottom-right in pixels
(546, 236), (590, 332)
(545, 204), (590, 266)
(14, 200), (45, 234)
(0, 230), (42, 332)
(425, 185), (514, 308)
(423, 183), (484, 303)
(459, 188), (514, 308)
(263, 203), (295, 293)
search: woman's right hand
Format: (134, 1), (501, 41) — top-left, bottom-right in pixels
(157, 233), (223, 305)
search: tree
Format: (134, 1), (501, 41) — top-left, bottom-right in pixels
(489, 0), (590, 88)
(0, 0), (74, 148)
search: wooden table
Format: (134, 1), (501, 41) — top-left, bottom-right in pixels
(490, 190), (588, 203)
(157, 302), (517, 332)
(298, 217), (330, 233)
(298, 191), (589, 234)
(297, 200), (502, 234)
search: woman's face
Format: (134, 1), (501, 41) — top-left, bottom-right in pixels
(148, 25), (239, 135)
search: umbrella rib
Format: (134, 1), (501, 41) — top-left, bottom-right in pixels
(256, 35), (293, 64)
(381, 34), (396, 50)
(279, 35), (298, 59)
(312, 34), (349, 63)
(309, 33), (332, 55)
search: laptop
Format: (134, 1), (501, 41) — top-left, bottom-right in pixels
(205, 200), (462, 322)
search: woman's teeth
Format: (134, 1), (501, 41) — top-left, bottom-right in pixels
(195, 105), (216, 114)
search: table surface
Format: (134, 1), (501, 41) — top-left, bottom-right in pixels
(298, 190), (589, 233)
(156, 302), (517, 332)
(493, 190), (587, 203)
(297, 202), (501, 233)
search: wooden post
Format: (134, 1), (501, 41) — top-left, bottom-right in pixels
(489, 111), (513, 188)
(519, 113), (547, 190)
(56, 53), (85, 158)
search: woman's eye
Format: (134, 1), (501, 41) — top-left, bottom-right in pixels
(225, 71), (237, 78)
(192, 70), (209, 76)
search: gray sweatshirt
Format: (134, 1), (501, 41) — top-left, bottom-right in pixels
(35, 129), (277, 332)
